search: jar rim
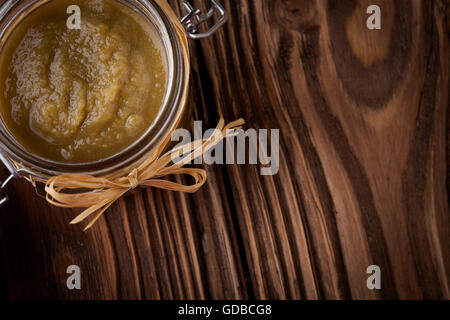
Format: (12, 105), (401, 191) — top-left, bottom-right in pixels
(0, 0), (189, 178)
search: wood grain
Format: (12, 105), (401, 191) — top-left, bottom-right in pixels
(0, 0), (448, 300)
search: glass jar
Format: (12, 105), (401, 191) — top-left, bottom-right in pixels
(0, 0), (227, 203)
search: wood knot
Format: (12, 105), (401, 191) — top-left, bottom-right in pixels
(275, 0), (319, 32)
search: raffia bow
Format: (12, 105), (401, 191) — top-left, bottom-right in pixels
(45, 118), (245, 230)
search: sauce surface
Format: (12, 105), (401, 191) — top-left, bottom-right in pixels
(0, 0), (167, 163)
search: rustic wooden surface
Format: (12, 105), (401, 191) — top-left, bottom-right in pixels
(0, 0), (449, 300)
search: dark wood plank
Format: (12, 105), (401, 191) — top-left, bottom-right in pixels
(0, 0), (448, 300)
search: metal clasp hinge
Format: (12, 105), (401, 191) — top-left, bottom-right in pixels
(181, 0), (228, 39)
(0, 150), (40, 206)
(0, 150), (18, 206)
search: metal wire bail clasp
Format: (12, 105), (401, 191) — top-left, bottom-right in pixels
(181, 0), (228, 39)
(0, 150), (19, 206)
(0, 149), (45, 206)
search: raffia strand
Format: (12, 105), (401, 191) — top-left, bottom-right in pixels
(44, 118), (245, 230)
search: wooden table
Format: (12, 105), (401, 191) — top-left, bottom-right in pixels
(0, 0), (449, 300)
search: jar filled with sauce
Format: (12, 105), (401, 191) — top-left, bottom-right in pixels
(0, 0), (227, 202)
